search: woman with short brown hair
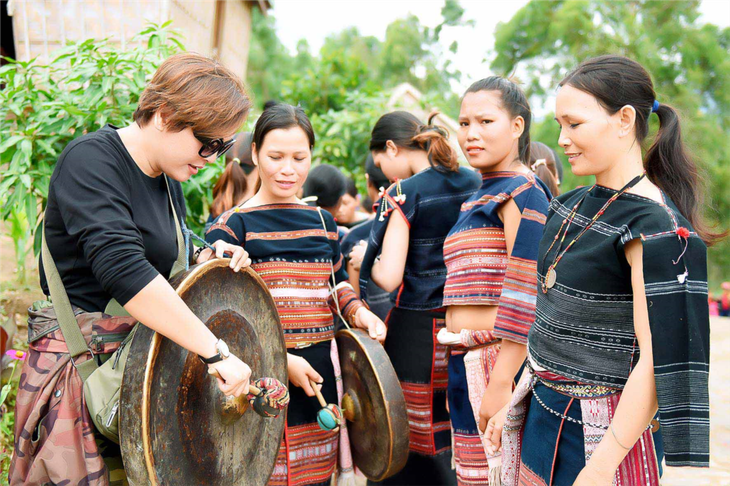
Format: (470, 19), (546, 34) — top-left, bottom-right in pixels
(11, 53), (255, 485)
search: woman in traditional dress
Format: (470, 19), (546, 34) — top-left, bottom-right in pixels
(205, 103), (386, 486)
(436, 77), (551, 485)
(11, 53), (254, 486)
(358, 111), (482, 485)
(487, 55), (718, 486)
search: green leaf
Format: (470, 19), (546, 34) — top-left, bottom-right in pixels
(19, 174), (31, 189)
(0, 135), (24, 153)
(0, 383), (12, 408)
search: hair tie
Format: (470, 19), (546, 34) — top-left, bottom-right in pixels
(651, 100), (660, 113)
(233, 157), (241, 165)
(420, 124), (448, 138)
(531, 159), (547, 171)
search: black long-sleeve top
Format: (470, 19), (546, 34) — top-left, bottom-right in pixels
(40, 125), (187, 313)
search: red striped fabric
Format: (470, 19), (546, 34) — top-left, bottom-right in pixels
(269, 423), (338, 486)
(453, 432), (491, 485)
(443, 227), (508, 306)
(252, 260), (336, 347)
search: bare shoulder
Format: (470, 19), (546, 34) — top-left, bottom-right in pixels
(496, 196), (521, 223)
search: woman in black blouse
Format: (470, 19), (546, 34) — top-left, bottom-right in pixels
(487, 55), (721, 486)
(11, 53), (255, 486)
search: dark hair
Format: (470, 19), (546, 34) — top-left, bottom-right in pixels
(251, 103), (315, 194)
(560, 55), (724, 245)
(263, 99), (279, 111)
(134, 53), (250, 140)
(344, 178), (358, 198)
(210, 161), (248, 219)
(369, 111), (458, 172)
(361, 195), (374, 214)
(210, 132), (254, 218)
(464, 76), (532, 164)
(302, 164), (347, 209)
(365, 153), (390, 191)
(529, 141), (560, 196)
(252, 103), (315, 152)
(228, 132), (254, 164)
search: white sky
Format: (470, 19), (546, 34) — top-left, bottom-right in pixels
(272, 0), (730, 102)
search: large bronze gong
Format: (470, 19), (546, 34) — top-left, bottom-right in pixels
(119, 259), (287, 485)
(336, 328), (409, 481)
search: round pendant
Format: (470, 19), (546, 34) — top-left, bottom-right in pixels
(546, 268), (557, 289)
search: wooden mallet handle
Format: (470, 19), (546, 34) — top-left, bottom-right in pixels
(309, 378), (327, 408)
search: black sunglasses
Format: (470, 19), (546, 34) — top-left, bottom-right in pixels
(195, 134), (236, 158)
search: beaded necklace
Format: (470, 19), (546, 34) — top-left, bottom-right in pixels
(541, 173), (646, 293)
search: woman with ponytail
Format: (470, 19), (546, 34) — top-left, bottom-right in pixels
(490, 55), (720, 486)
(207, 103), (385, 486)
(435, 77), (551, 485)
(529, 141), (560, 196)
(206, 133), (258, 230)
(358, 111), (481, 485)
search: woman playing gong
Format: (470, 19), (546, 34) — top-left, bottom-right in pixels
(11, 53), (255, 486)
(206, 103), (386, 486)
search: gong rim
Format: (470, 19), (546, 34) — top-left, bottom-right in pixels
(336, 328), (409, 481)
(120, 259), (287, 485)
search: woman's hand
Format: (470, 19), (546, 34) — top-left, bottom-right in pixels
(348, 241), (367, 271)
(197, 240), (251, 272)
(572, 463), (614, 486)
(479, 380), (513, 428)
(207, 354), (252, 397)
(353, 307), (387, 343)
(482, 402), (509, 455)
(287, 354), (323, 397)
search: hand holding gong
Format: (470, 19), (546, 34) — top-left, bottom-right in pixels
(210, 368), (289, 419)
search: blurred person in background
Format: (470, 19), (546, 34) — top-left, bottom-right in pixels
(302, 163), (349, 240)
(337, 177), (370, 228)
(343, 154), (393, 321)
(206, 132), (258, 231)
(529, 141), (560, 196)
(720, 282), (730, 317)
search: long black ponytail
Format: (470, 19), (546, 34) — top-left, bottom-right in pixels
(560, 55), (724, 245)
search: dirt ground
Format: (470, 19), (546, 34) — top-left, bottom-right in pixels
(1, 228), (728, 484)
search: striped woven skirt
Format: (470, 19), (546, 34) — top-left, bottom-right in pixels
(369, 307), (457, 485)
(269, 341), (339, 486)
(448, 344), (502, 486)
(501, 369), (664, 486)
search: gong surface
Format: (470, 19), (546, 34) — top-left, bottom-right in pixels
(120, 259), (287, 485)
(336, 328), (409, 481)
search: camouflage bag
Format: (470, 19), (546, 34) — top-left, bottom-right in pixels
(9, 303), (136, 485)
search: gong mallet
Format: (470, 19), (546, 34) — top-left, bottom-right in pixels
(309, 378), (344, 432)
(210, 369), (290, 423)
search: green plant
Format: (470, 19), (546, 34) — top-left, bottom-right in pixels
(309, 90), (388, 190)
(0, 22), (184, 274)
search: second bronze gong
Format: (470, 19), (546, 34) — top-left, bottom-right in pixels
(336, 328), (409, 481)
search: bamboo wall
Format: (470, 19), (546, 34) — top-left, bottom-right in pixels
(7, 0), (257, 80)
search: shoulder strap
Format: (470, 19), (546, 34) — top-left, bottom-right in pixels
(316, 207), (350, 330)
(41, 224), (98, 381)
(103, 176), (186, 316)
(165, 176), (188, 278)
